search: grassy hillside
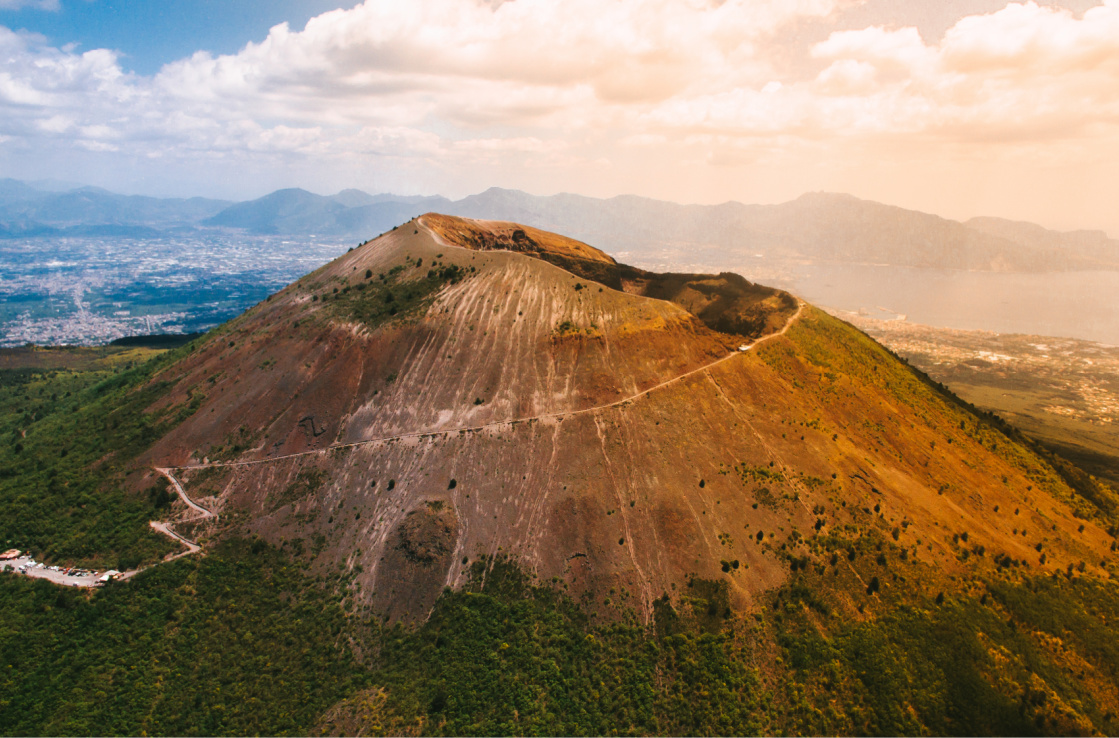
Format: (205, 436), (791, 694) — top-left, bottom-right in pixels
(771, 309), (1119, 533)
(843, 316), (1119, 490)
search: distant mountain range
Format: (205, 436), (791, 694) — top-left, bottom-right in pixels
(1, 177), (1116, 272)
(439, 188), (1119, 272)
(0, 178), (231, 235)
(203, 188), (450, 237)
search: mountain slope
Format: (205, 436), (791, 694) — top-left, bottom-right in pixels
(203, 188), (350, 233)
(0, 184), (230, 227)
(967, 214), (1119, 266)
(6, 214), (1119, 735)
(203, 187), (451, 235)
(119, 215), (1118, 624)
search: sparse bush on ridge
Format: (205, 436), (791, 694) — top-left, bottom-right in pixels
(327, 263), (467, 330)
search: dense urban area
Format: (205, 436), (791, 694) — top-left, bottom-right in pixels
(0, 234), (348, 346)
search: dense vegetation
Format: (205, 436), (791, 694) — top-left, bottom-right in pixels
(6, 540), (1119, 736)
(0, 539), (363, 736)
(306, 558), (1118, 736)
(774, 574), (1119, 735)
(0, 345), (207, 568)
(352, 563), (769, 736)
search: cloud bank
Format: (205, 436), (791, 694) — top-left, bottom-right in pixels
(1, 0), (1118, 231)
(0, 0), (59, 10)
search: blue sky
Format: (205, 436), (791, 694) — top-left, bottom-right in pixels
(0, 0), (354, 74)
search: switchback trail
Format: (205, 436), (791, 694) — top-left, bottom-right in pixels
(142, 467), (214, 562)
(156, 467), (215, 520)
(167, 299), (805, 473)
(14, 469), (217, 588)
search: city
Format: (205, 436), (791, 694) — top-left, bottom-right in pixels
(0, 233), (348, 346)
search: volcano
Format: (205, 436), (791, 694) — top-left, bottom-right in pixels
(135, 214), (1115, 623)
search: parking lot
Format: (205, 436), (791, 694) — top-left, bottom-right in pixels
(0, 555), (119, 587)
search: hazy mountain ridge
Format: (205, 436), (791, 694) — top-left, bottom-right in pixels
(447, 189), (1119, 272)
(0, 178), (231, 229)
(203, 187), (451, 236)
(1, 178), (1116, 272)
(967, 215), (1119, 266)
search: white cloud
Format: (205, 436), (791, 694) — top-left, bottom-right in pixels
(1, 0), (1118, 231)
(0, 0), (60, 10)
(941, 1), (1119, 75)
(812, 25), (934, 73)
(620, 133), (668, 147)
(815, 59), (877, 94)
(36, 114), (72, 132)
(0, 0), (852, 165)
(800, 2), (1119, 141)
(341, 126), (443, 156)
(454, 136), (560, 153)
(151, 0), (845, 129)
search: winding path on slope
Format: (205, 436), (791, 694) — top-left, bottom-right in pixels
(156, 467), (214, 521)
(167, 299), (804, 474)
(141, 467), (215, 563)
(33, 233), (806, 583)
(144, 230), (804, 562)
(16, 469), (217, 587)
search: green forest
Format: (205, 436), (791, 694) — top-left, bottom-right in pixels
(5, 538), (1119, 735)
(3, 342), (1119, 736)
(0, 346), (207, 569)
